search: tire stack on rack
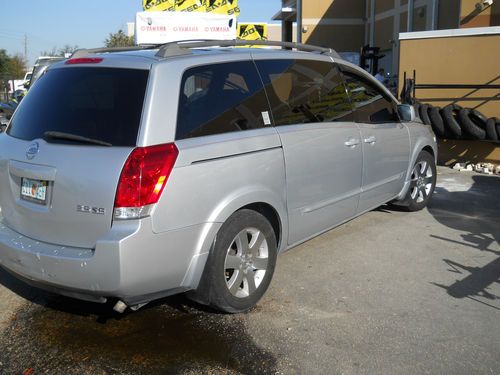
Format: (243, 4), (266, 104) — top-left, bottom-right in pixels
(414, 102), (500, 141)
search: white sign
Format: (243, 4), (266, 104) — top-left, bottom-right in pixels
(135, 11), (236, 45)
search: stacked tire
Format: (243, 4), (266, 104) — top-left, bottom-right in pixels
(415, 102), (499, 141)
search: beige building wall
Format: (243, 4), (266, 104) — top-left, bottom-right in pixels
(399, 32), (500, 119)
(267, 24), (297, 42)
(460, 0), (500, 28)
(276, 0), (498, 78)
(301, 0), (366, 51)
(302, 24), (366, 51)
(302, 0), (365, 18)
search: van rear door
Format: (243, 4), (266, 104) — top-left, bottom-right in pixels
(0, 65), (149, 248)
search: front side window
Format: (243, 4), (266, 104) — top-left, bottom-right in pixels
(255, 59), (353, 126)
(176, 61), (270, 140)
(341, 68), (399, 124)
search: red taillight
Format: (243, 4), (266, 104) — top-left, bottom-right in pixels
(115, 143), (179, 208)
(65, 57), (103, 65)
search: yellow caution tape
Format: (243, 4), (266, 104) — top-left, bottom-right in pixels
(176, 0), (205, 12)
(143, 0), (176, 12)
(143, 0), (239, 15)
(205, 0), (240, 16)
(237, 23), (268, 47)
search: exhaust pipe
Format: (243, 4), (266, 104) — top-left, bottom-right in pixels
(113, 300), (149, 313)
(113, 300), (128, 314)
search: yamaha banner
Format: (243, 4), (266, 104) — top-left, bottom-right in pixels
(135, 11), (236, 44)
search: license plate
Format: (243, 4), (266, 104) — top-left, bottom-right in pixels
(21, 178), (48, 204)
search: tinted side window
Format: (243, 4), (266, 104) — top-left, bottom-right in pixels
(176, 61), (270, 140)
(8, 68), (149, 146)
(341, 69), (399, 124)
(255, 59), (353, 126)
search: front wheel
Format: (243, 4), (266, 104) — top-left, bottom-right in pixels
(191, 209), (277, 313)
(401, 151), (437, 211)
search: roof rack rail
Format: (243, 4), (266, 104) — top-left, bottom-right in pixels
(70, 45), (159, 59)
(70, 40), (341, 60)
(155, 39), (340, 59)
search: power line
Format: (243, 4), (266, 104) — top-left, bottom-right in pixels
(0, 30), (56, 44)
(0, 28), (26, 35)
(0, 33), (25, 40)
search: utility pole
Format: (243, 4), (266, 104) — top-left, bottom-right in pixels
(431, 0), (439, 30)
(369, 0), (375, 47)
(407, 0), (414, 32)
(296, 0), (302, 44)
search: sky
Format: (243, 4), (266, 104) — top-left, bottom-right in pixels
(0, 0), (281, 67)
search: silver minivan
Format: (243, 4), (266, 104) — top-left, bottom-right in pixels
(0, 41), (437, 313)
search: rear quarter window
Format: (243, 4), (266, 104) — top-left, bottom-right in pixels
(7, 67), (149, 146)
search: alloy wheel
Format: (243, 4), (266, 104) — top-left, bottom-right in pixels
(410, 160), (433, 203)
(224, 227), (269, 298)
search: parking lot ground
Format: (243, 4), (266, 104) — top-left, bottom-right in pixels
(0, 166), (499, 374)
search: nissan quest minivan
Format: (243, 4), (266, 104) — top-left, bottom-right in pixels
(0, 40), (437, 313)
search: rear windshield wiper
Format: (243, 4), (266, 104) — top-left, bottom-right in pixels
(43, 131), (112, 147)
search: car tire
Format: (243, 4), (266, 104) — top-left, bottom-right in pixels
(429, 106), (445, 137)
(485, 118), (498, 141)
(413, 102), (421, 120)
(419, 104), (432, 126)
(441, 104), (462, 139)
(458, 108), (486, 140)
(192, 209), (277, 313)
(400, 151), (437, 212)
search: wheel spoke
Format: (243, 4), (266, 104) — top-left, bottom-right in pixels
(228, 271), (244, 294)
(252, 257), (268, 271)
(225, 254), (242, 270)
(235, 230), (249, 255)
(420, 161), (428, 175)
(410, 187), (418, 200)
(414, 164), (421, 178)
(249, 231), (265, 257)
(424, 176), (433, 184)
(245, 272), (257, 294)
(421, 187), (428, 199)
(418, 190), (424, 202)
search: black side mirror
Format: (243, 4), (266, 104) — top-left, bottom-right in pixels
(398, 104), (415, 122)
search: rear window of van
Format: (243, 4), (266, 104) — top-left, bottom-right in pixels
(8, 67), (149, 146)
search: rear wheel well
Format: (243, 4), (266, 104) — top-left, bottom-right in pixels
(422, 145), (435, 159)
(240, 203), (281, 248)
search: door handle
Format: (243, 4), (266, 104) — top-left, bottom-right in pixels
(344, 138), (360, 148)
(364, 135), (377, 144)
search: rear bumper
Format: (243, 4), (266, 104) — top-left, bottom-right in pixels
(0, 215), (219, 305)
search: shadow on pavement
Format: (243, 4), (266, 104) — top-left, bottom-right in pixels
(0, 268), (276, 374)
(427, 174), (500, 310)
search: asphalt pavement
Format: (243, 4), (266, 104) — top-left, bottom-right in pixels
(0, 166), (499, 374)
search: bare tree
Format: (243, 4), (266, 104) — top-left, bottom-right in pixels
(104, 30), (135, 48)
(40, 45), (78, 57)
(58, 44), (79, 56)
